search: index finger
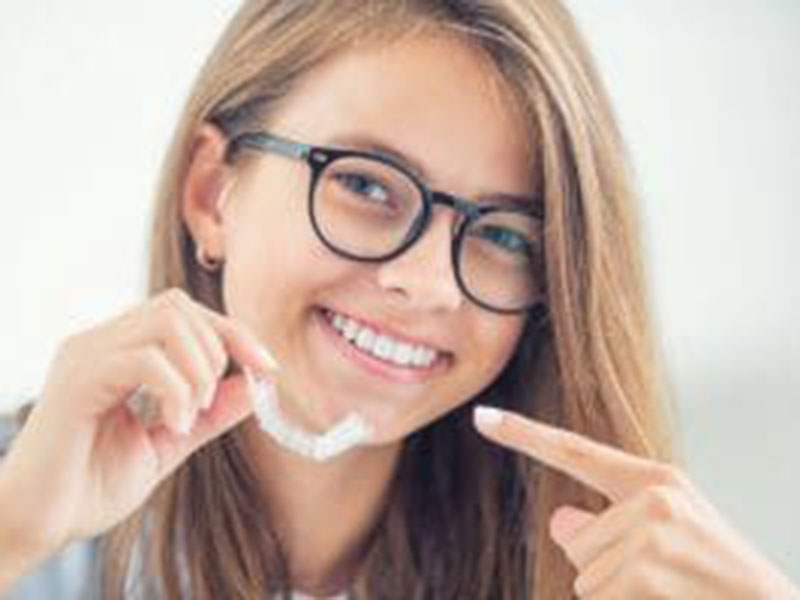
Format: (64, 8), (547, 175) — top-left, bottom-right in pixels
(194, 304), (280, 377)
(473, 406), (666, 502)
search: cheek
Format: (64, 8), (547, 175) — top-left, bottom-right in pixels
(401, 317), (525, 433)
(220, 171), (340, 343)
(471, 310), (525, 364)
(451, 318), (524, 401)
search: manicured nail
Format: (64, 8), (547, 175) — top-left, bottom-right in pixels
(176, 409), (194, 436)
(200, 384), (216, 410)
(257, 344), (280, 371)
(474, 405), (504, 430)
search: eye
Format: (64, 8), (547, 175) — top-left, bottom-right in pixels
(474, 225), (533, 257)
(333, 172), (391, 205)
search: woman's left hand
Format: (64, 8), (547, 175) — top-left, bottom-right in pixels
(473, 406), (800, 599)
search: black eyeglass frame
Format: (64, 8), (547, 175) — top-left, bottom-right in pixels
(224, 130), (548, 319)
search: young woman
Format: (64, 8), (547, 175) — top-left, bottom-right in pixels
(1, 1), (797, 598)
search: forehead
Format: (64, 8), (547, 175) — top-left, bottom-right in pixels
(267, 32), (537, 197)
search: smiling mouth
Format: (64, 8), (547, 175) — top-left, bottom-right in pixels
(313, 307), (454, 387)
(317, 306), (451, 371)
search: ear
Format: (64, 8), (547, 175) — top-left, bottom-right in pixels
(181, 122), (233, 263)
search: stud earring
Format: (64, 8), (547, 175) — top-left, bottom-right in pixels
(196, 245), (223, 273)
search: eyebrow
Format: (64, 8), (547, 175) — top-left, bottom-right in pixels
(324, 132), (543, 214)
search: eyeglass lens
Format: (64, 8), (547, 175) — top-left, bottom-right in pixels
(312, 155), (543, 312)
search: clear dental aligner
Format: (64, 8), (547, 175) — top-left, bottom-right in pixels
(245, 368), (371, 462)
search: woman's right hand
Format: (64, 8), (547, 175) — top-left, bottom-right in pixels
(0, 288), (278, 583)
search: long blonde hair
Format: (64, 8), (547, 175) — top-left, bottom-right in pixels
(100, 1), (676, 598)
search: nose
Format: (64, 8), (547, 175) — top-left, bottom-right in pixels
(376, 208), (464, 313)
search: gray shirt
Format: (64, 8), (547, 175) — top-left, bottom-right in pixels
(5, 539), (99, 600)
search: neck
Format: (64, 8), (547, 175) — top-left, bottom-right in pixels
(240, 417), (402, 595)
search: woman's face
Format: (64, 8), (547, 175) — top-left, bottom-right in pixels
(192, 33), (537, 445)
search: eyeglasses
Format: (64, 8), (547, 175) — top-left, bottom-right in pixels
(222, 130), (548, 317)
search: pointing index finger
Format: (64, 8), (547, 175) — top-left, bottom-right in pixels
(474, 406), (661, 502)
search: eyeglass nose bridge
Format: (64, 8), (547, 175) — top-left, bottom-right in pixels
(402, 189), (485, 253)
(429, 190), (483, 221)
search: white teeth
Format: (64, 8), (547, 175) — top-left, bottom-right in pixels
(392, 343), (414, 366)
(413, 346), (436, 366)
(373, 335), (394, 359)
(343, 318), (360, 341)
(354, 327), (376, 351)
(324, 309), (442, 368)
(333, 313), (346, 330)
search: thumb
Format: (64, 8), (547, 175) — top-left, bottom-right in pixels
(148, 370), (256, 476)
(549, 505), (597, 546)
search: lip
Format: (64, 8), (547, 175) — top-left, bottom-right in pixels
(313, 308), (452, 384)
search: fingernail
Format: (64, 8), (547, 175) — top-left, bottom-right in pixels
(200, 384), (216, 410)
(177, 409), (195, 435)
(474, 405), (504, 430)
(257, 344), (280, 371)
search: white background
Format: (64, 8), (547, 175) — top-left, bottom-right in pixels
(0, 0), (797, 580)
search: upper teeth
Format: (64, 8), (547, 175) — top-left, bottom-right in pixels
(326, 310), (440, 368)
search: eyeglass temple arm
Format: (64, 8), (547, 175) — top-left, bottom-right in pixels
(226, 132), (311, 163)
